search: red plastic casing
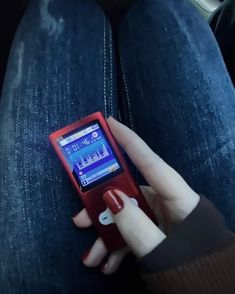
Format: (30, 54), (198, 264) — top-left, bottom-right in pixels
(49, 111), (155, 251)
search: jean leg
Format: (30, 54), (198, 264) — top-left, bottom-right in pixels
(118, 0), (235, 230)
(0, 0), (144, 293)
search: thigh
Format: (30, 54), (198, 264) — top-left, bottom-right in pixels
(118, 0), (235, 230)
(0, 0), (144, 293)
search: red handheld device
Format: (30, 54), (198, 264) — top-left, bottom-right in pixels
(49, 111), (155, 251)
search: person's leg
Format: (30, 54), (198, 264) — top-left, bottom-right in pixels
(0, 0), (145, 293)
(118, 0), (235, 230)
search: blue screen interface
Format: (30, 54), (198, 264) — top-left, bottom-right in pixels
(57, 122), (122, 188)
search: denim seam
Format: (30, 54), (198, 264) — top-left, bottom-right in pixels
(119, 65), (128, 124)
(119, 58), (139, 182)
(120, 58), (134, 130)
(119, 58), (129, 125)
(109, 24), (113, 117)
(103, 15), (107, 118)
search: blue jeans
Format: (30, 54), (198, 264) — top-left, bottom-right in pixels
(0, 0), (235, 293)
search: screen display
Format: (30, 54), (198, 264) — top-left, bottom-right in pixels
(57, 121), (123, 191)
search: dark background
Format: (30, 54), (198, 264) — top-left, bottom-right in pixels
(0, 0), (28, 91)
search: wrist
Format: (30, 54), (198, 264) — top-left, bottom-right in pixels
(138, 195), (234, 273)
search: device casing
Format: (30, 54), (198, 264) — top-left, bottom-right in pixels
(49, 111), (156, 251)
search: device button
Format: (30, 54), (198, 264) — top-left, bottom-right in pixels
(99, 197), (138, 226)
(99, 208), (114, 225)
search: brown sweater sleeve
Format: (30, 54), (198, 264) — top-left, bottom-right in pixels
(141, 242), (235, 294)
(138, 196), (235, 294)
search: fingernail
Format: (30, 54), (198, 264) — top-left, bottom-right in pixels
(81, 249), (90, 261)
(101, 262), (109, 274)
(103, 190), (124, 215)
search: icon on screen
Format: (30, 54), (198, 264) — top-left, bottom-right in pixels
(79, 171), (83, 175)
(82, 138), (90, 145)
(92, 131), (98, 138)
(82, 180), (87, 185)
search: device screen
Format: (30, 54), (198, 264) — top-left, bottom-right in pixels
(57, 121), (123, 191)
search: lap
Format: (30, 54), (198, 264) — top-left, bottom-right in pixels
(118, 0), (235, 230)
(0, 0), (143, 293)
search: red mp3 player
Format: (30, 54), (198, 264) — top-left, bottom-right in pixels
(49, 111), (155, 251)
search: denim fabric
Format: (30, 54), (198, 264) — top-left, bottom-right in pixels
(0, 0), (235, 293)
(0, 0), (145, 293)
(118, 0), (235, 230)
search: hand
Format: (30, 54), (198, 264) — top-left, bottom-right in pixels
(73, 116), (200, 274)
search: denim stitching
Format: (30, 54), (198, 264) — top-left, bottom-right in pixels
(120, 58), (138, 182)
(119, 59), (128, 124)
(109, 25), (113, 117)
(103, 15), (107, 118)
(120, 58), (134, 130)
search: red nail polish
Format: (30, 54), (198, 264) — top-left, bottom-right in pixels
(81, 249), (90, 261)
(103, 190), (124, 215)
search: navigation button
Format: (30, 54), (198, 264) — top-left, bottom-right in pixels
(99, 197), (138, 226)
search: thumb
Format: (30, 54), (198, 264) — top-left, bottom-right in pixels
(103, 189), (166, 258)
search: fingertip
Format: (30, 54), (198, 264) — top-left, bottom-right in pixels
(72, 218), (88, 229)
(107, 116), (118, 126)
(100, 263), (113, 275)
(72, 208), (93, 228)
(107, 115), (114, 122)
(100, 255), (110, 275)
(100, 248), (128, 275)
(81, 249), (91, 262)
(81, 238), (108, 268)
(72, 215), (81, 227)
(81, 250), (95, 268)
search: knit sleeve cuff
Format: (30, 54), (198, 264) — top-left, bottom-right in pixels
(141, 241), (235, 294)
(138, 195), (234, 273)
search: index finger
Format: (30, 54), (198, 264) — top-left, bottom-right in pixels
(107, 116), (198, 201)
